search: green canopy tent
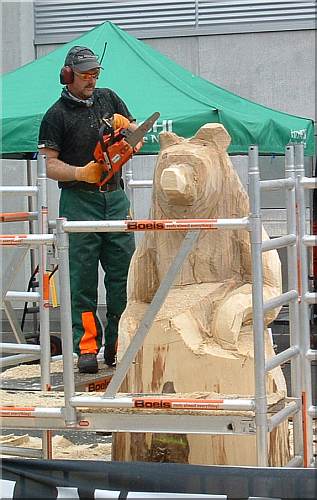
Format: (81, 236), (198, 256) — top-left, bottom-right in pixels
(1, 21), (314, 156)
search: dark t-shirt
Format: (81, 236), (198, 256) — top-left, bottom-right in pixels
(38, 88), (133, 189)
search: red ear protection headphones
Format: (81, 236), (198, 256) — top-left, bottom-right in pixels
(59, 65), (74, 85)
(60, 46), (96, 85)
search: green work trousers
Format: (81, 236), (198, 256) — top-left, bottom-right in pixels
(59, 187), (135, 355)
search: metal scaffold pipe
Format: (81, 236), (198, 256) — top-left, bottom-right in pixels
(300, 177), (317, 189)
(0, 343), (41, 354)
(0, 446), (42, 459)
(263, 290), (298, 312)
(295, 142), (314, 466)
(127, 179), (153, 188)
(268, 400), (301, 430)
(303, 292), (317, 304)
(0, 186), (38, 196)
(0, 353), (41, 368)
(265, 345), (300, 372)
(262, 234), (296, 252)
(248, 145), (268, 467)
(0, 234), (54, 246)
(55, 217), (77, 427)
(285, 143), (303, 458)
(302, 235), (317, 246)
(37, 153), (51, 391)
(5, 291), (40, 301)
(260, 178), (295, 191)
(70, 396), (256, 411)
(306, 349), (317, 361)
(0, 211), (38, 222)
(62, 218), (250, 233)
(37, 153), (53, 460)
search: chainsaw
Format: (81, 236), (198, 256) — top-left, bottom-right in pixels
(94, 111), (160, 191)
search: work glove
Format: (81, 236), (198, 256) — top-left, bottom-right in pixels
(112, 114), (144, 152)
(112, 113), (131, 130)
(75, 161), (103, 184)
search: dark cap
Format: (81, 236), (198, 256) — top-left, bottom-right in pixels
(65, 46), (102, 72)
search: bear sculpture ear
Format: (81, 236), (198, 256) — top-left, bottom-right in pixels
(159, 132), (184, 150)
(191, 123), (231, 152)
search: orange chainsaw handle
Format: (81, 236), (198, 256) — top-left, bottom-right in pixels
(95, 135), (134, 189)
(94, 123), (121, 163)
(94, 135), (111, 165)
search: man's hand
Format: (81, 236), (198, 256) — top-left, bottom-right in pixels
(75, 161), (103, 183)
(112, 113), (131, 130)
(112, 115), (144, 153)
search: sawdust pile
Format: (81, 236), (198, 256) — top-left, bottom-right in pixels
(1, 361), (66, 379)
(0, 433), (112, 460)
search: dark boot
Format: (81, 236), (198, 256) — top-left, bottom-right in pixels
(104, 344), (117, 367)
(78, 353), (98, 374)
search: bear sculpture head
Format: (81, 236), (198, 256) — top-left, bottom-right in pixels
(151, 123), (249, 220)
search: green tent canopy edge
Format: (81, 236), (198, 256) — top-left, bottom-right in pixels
(1, 21), (315, 156)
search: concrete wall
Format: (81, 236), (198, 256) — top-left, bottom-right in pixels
(146, 30), (315, 121)
(1, 1), (36, 305)
(1, 1), (35, 73)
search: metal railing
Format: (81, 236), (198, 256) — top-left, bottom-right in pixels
(248, 144), (303, 466)
(294, 144), (317, 466)
(0, 154), (54, 459)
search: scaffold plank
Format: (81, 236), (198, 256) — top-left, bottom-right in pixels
(0, 359), (114, 392)
(0, 388), (286, 436)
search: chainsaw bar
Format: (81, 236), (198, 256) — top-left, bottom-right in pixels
(125, 111), (160, 148)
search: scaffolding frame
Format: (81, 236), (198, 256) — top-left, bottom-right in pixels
(0, 144), (315, 467)
(0, 154), (56, 459)
(294, 144), (317, 467)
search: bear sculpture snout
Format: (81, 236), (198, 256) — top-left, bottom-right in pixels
(160, 164), (197, 206)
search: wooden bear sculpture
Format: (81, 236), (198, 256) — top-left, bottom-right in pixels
(113, 123), (289, 466)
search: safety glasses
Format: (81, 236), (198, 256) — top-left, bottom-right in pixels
(74, 70), (100, 81)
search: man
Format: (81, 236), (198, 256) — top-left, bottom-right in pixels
(39, 46), (136, 374)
